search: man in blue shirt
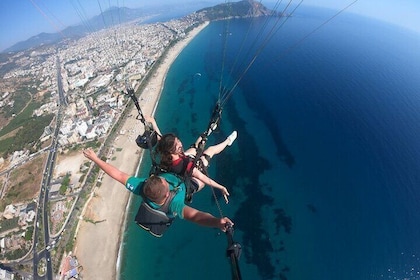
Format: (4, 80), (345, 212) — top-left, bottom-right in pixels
(83, 148), (233, 232)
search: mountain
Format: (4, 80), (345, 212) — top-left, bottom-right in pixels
(6, 32), (63, 53)
(197, 0), (277, 21)
(4, 7), (150, 53)
(3, 1), (276, 53)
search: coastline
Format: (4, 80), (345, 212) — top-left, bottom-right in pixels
(73, 21), (209, 280)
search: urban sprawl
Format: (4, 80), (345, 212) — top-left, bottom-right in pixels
(0, 12), (205, 279)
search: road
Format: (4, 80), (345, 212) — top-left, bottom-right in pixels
(31, 55), (67, 280)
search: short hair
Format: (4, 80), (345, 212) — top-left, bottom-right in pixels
(143, 175), (168, 202)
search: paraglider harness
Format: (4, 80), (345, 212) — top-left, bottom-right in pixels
(126, 82), (223, 203)
(125, 85), (175, 237)
(134, 173), (182, 238)
(127, 86), (242, 278)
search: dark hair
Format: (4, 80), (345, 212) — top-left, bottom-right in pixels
(156, 133), (178, 170)
(143, 175), (167, 202)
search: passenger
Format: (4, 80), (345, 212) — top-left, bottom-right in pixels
(82, 148), (233, 235)
(144, 116), (237, 203)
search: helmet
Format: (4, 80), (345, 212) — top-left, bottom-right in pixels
(136, 130), (158, 149)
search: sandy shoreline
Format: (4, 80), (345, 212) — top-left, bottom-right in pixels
(73, 22), (209, 280)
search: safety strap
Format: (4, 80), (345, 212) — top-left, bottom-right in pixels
(226, 224), (242, 279)
(124, 84), (160, 170)
(135, 190), (176, 238)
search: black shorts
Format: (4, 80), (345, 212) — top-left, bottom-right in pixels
(190, 178), (200, 193)
(185, 178), (199, 204)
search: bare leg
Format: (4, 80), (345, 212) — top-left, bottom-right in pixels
(201, 131), (237, 166)
(203, 139), (229, 158)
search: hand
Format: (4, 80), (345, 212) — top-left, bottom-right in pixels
(221, 187), (230, 204)
(219, 217), (234, 232)
(83, 148), (98, 161)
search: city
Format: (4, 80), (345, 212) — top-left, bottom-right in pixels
(0, 11), (205, 279)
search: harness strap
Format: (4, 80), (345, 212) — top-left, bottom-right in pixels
(226, 224), (242, 280)
(136, 179), (179, 237)
(124, 84), (162, 174)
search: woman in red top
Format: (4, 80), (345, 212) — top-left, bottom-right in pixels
(145, 116), (237, 203)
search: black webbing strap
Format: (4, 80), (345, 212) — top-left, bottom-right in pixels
(125, 85), (160, 171)
(183, 102), (223, 201)
(182, 103), (242, 279)
(190, 102), (222, 172)
(226, 224), (242, 280)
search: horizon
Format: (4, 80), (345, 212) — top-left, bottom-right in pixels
(1, 0), (420, 53)
(0, 0), (221, 52)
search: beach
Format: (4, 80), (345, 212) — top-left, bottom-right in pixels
(72, 21), (209, 280)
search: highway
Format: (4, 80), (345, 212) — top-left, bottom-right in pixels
(31, 55), (67, 280)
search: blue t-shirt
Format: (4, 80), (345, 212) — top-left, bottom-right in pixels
(125, 173), (187, 219)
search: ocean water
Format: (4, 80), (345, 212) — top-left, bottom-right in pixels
(119, 7), (420, 280)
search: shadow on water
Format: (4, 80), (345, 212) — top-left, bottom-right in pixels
(213, 98), (293, 279)
(177, 76), (196, 111)
(173, 29), (297, 279)
(236, 73), (295, 169)
(273, 208), (292, 235)
(306, 204), (317, 213)
(177, 74), (206, 136)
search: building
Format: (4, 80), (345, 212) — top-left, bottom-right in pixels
(2, 205), (17, 220)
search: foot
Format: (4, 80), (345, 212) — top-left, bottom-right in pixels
(227, 131), (237, 146)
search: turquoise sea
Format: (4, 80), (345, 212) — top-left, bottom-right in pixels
(120, 7), (420, 280)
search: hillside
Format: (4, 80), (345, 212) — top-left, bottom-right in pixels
(197, 0), (278, 21)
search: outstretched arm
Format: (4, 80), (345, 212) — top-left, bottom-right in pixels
(144, 115), (162, 139)
(83, 148), (129, 185)
(182, 205), (233, 232)
(192, 168), (230, 203)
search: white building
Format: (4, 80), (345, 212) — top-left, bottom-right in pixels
(0, 268), (14, 280)
(76, 121), (88, 137)
(85, 125), (97, 139)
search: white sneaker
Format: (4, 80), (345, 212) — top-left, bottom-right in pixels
(227, 131), (237, 146)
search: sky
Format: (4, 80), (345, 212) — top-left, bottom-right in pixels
(0, 0), (419, 52)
